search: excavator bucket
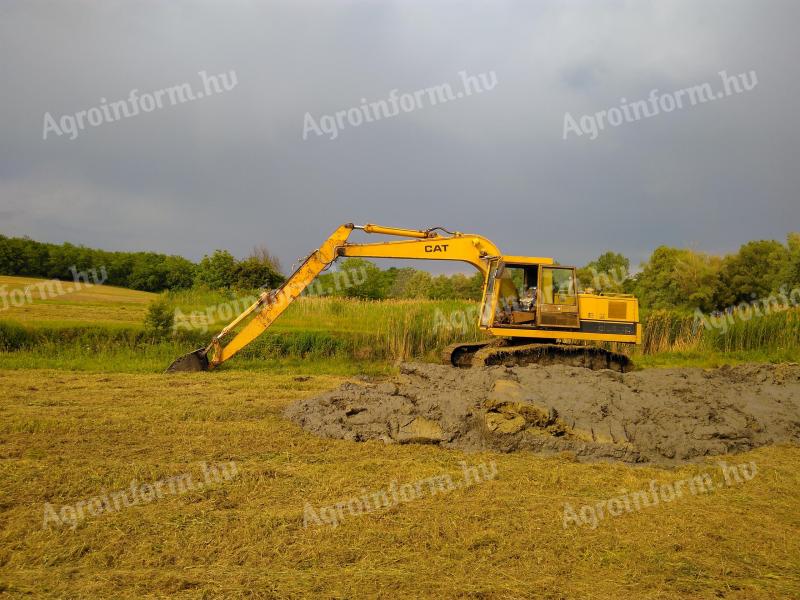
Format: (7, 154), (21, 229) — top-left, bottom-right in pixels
(165, 348), (210, 373)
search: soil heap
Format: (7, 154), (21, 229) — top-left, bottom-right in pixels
(285, 362), (800, 465)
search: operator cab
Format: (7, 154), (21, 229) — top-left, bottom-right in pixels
(480, 260), (580, 331)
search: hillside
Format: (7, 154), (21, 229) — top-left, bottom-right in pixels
(0, 275), (154, 327)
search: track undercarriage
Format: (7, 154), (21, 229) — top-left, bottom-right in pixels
(443, 339), (632, 372)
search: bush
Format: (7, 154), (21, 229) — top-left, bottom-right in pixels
(144, 298), (175, 334)
(234, 257), (284, 290)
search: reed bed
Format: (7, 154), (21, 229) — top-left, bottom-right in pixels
(2, 293), (799, 368)
(0, 296), (485, 365)
(642, 308), (800, 355)
(641, 310), (702, 354)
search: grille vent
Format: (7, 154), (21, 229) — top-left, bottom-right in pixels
(608, 301), (628, 320)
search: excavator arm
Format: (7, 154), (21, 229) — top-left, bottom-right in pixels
(166, 223), (501, 372)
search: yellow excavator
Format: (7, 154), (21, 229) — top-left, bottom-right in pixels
(166, 223), (641, 373)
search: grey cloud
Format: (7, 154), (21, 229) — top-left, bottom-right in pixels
(1, 0), (798, 271)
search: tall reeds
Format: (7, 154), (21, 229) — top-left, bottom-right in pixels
(641, 307), (800, 355)
(3, 296), (798, 363)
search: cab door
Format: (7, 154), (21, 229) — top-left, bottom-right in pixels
(537, 266), (580, 329)
(479, 259), (503, 329)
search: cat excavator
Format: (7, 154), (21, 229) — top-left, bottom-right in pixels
(166, 223), (640, 373)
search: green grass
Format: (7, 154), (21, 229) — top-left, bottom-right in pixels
(637, 308), (800, 367)
(0, 347), (391, 376)
(0, 277), (487, 372)
(168, 289), (485, 359)
(633, 349), (800, 369)
(0, 274), (153, 326)
(642, 308), (800, 354)
(2, 275), (799, 374)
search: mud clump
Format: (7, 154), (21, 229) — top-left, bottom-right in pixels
(284, 362), (800, 465)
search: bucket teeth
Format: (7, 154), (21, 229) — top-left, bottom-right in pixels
(165, 349), (210, 373)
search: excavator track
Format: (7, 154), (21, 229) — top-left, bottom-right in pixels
(444, 341), (631, 372)
(474, 343), (631, 372)
(441, 341), (494, 367)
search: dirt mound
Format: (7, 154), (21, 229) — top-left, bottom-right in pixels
(285, 362), (800, 464)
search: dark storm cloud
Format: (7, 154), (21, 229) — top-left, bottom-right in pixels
(1, 0), (798, 271)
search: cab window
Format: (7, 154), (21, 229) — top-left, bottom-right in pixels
(540, 267), (576, 305)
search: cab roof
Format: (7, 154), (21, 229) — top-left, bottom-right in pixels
(502, 255), (555, 266)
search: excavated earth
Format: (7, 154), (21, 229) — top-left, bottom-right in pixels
(285, 362), (800, 465)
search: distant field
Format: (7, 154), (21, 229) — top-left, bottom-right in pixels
(0, 275), (153, 327)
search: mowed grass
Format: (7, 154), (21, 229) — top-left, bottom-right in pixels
(0, 275), (153, 327)
(1, 369), (798, 599)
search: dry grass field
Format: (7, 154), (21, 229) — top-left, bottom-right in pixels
(1, 369), (799, 598)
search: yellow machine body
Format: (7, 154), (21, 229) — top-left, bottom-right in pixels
(166, 223), (641, 372)
(480, 258), (641, 345)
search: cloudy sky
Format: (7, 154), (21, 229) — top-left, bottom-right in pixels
(1, 0), (798, 273)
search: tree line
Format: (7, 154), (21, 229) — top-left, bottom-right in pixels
(2, 232), (799, 311)
(312, 259), (485, 301)
(330, 232), (800, 311)
(577, 233), (800, 312)
(0, 236), (284, 293)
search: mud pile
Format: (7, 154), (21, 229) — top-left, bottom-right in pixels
(285, 362), (800, 464)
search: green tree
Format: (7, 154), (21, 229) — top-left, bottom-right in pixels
(386, 268), (416, 298)
(714, 240), (790, 306)
(331, 258), (384, 299)
(673, 251), (721, 311)
(780, 232), (800, 290)
(577, 251), (630, 292)
(635, 246), (721, 311)
(195, 250), (237, 289)
(163, 256), (197, 290)
(128, 253), (169, 291)
(0, 235), (201, 292)
(428, 274), (455, 299)
(233, 257), (284, 290)
(402, 271), (433, 298)
(450, 272), (484, 301)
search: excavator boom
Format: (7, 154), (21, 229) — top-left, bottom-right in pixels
(166, 223), (498, 371)
(166, 222), (640, 372)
